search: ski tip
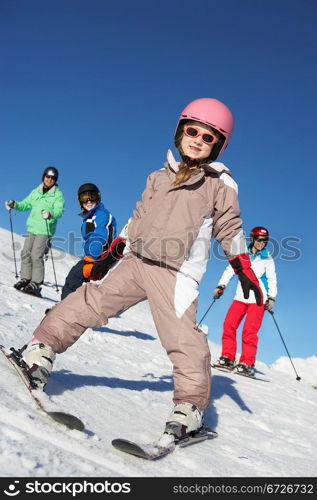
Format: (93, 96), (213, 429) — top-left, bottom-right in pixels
(112, 439), (152, 459)
(47, 411), (85, 431)
(112, 438), (172, 460)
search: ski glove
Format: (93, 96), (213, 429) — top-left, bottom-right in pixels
(82, 255), (96, 279)
(85, 237), (126, 281)
(229, 253), (263, 305)
(41, 210), (52, 219)
(265, 296), (275, 312)
(5, 200), (16, 210)
(213, 285), (225, 299)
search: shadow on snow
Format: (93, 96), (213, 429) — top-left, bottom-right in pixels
(92, 326), (156, 341)
(47, 370), (174, 396)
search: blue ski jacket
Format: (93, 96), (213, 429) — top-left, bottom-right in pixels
(81, 202), (116, 259)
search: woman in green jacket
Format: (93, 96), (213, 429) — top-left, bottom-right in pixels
(5, 167), (65, 296)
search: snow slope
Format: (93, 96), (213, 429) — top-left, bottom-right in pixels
(0, 227), (316, 477)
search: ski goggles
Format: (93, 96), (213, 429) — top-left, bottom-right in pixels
(79, 192), (99, 204)
(183, 125), (218, 145)
(45, 174), (57, 179)
(255, 237), (268, 243)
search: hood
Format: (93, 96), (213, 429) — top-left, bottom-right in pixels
(38, 183), (58, 194)
(165, 149), (232, 176)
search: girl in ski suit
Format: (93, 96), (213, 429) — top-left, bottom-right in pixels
(19, 98), (263, 442)
(213, 226), (277, 375)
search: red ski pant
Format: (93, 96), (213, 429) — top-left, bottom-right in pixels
(221, 300), (265, 366)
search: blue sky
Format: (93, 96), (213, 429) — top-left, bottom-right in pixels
(1, 0), (316, 365)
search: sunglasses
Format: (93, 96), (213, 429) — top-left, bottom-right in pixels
(45, 174), (56, 180)
(255, 237), (268, 243)
(184, 125), (218, 145)
(79, 192), (99, 203)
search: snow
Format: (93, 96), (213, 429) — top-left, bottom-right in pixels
(0, 226), (316, 477)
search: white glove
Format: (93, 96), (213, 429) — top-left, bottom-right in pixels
(5, 200), (15, 210)
(265, 296), (275, 312)
(213, 285), (226, 299)
(41, 210), (52, 219)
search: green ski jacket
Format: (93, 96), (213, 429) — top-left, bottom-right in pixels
(15, 184), (65, 236)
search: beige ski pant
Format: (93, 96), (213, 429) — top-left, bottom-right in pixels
(20, 233), (50, 284)
(32, 253), (211, 410)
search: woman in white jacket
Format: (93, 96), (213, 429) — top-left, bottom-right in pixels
(213, 226), (277, 376)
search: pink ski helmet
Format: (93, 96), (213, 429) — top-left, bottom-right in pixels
(174, 98), (234, 161)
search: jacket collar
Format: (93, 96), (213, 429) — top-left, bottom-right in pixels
(165, 149), (232, 187)
(39, 183), (57, 194)
(248, 246), (269, 259)
(82, 202), (103, 219)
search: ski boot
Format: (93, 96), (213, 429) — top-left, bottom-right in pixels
(158, 403), (204, 447)
(14, 278), (30, 290)
(23, 281), (42, 297)
(235, 362), (255, 377)
(214, 355), (235, 370)
(19, 339), (56, 388)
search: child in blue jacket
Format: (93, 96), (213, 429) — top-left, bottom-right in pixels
(61, 183), (124, 300)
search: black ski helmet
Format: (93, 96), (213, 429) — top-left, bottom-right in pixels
(42, 166), (59, 182)
(77, 183), (101, 205)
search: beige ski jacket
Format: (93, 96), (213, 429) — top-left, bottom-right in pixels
(126, 151), (247, 284)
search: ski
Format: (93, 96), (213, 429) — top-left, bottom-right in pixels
(14, 288), (58, 303)
(112, 427), (218, 460)
(0, 282), (58, 303)
(211, 363), (269, 382)
(0, 345), (84, 431)
(235, 371), (270, 382)
(112, 439), (174, 460)
(211, 363), (235, 372)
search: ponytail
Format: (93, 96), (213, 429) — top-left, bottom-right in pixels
(173, 160), (200, 186)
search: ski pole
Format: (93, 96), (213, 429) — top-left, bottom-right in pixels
(8, 209), (19, 278)
(268, 311), (301, 381)
(195, 299), (216, 330)
(45, 219), (59, 293)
